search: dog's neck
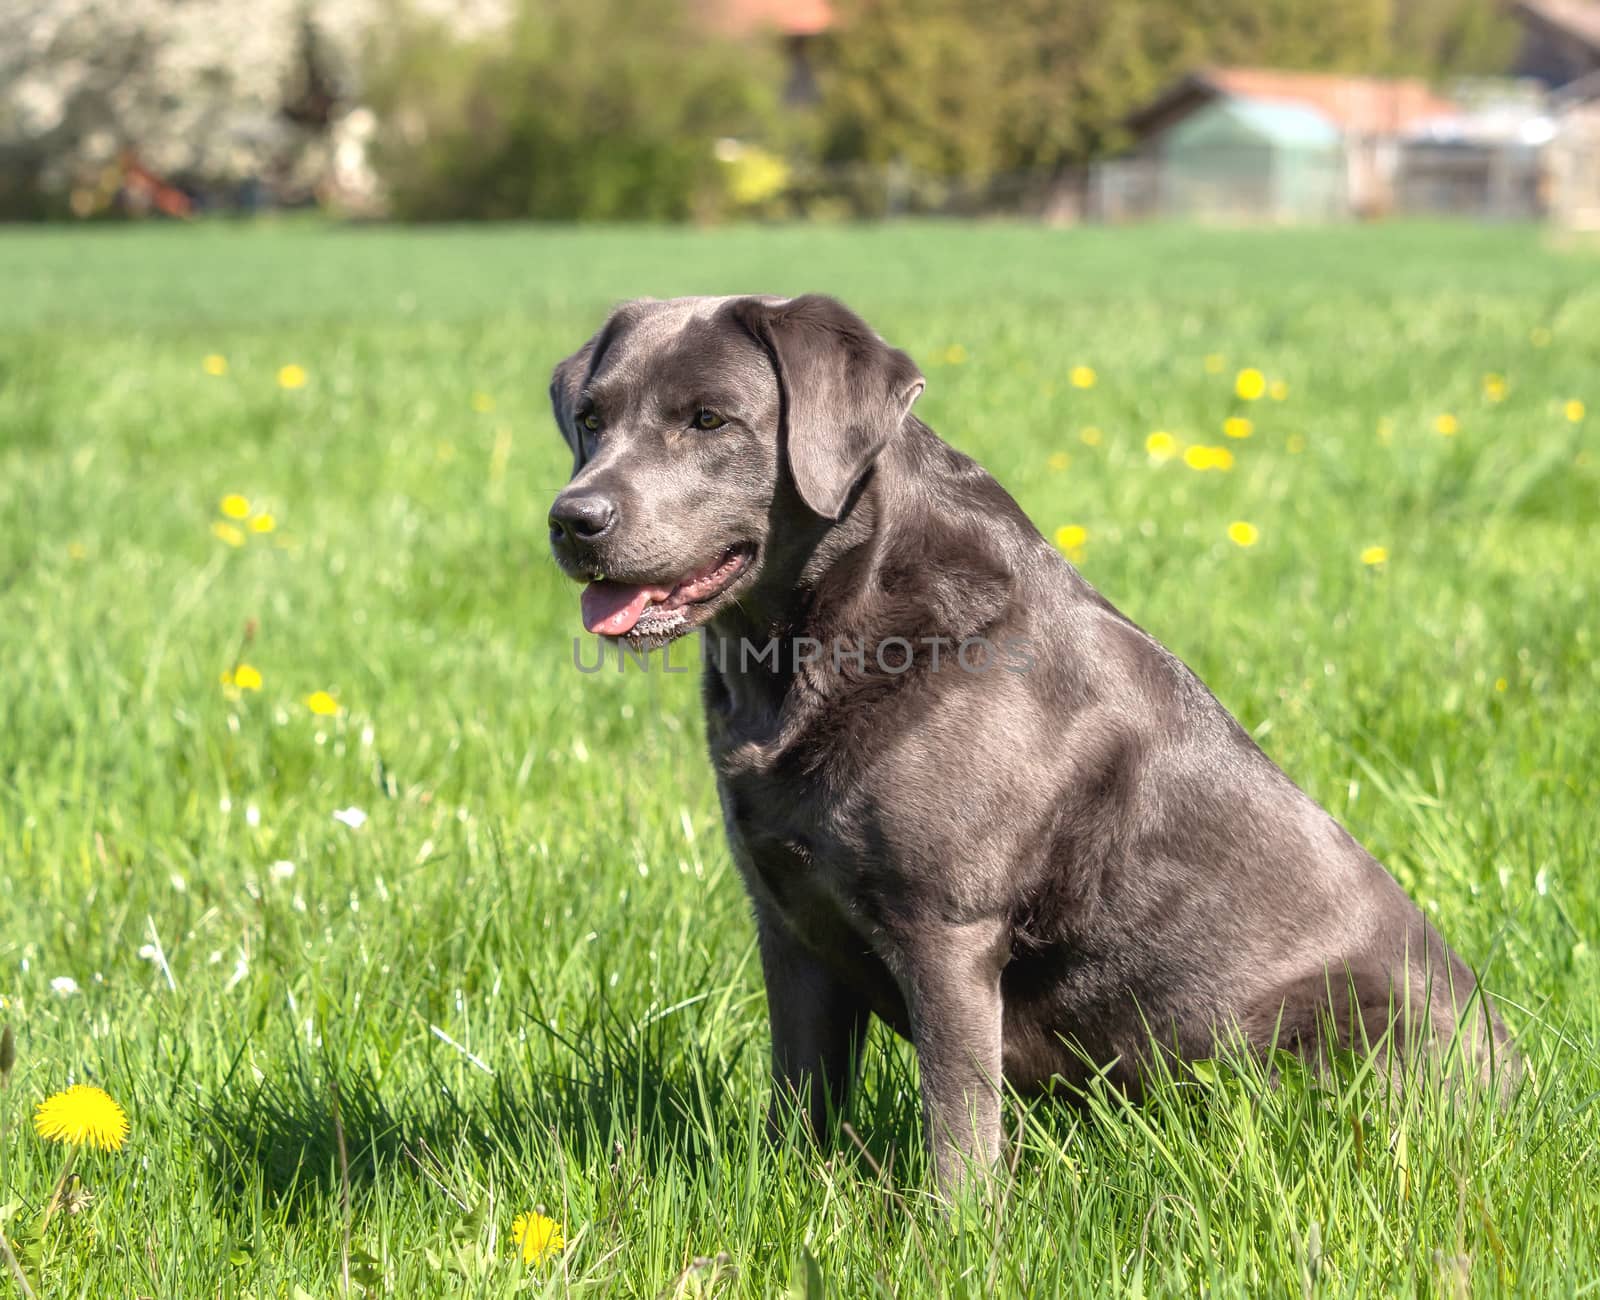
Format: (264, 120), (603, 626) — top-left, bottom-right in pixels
(700, 474), (883, 720)
(701, 420), (1023, 727)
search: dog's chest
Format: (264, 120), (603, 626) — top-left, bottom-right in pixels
(703, 671), (920, 993)
(715, 757), (890, 941)
(718, 765), (847, 896)
(717, 773), (912, 1029)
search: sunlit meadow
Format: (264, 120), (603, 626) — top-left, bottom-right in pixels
(0, 222), (1597, 1297)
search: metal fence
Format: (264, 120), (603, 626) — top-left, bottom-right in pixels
(1087, 154), (1347, 223)
(776, 160), (1086, 221)
(1395, 142), (1545, 219)
(780, 141), (1594, 225)
(1546, 110), (1600, 229)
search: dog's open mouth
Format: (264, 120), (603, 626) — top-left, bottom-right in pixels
(580, 544), (754, 639)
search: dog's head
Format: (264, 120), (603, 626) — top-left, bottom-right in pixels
(547, 294), (924, 645)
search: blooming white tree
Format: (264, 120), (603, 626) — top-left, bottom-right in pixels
(0, 0), (508, 213)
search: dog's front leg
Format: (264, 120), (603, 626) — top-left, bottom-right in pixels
(897, 918), (1007, 1192)
(756, 910), (870, 1144)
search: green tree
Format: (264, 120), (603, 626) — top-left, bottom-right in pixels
(815, 0), (1517, 189)
(1387, 0), (1519, 77)
(816, 0), (1015, 176)
(1163, 0), (1393, 71)
(817, 0), (1168, 177)
(999, 0), (1167, 167)
(366, 0), (779, 220)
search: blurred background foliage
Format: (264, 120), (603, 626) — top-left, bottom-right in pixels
(816, 0), (1513, 178)
(364, 0), (783, 221)
(365, 0), (1515, 220)
(0, 0), (1519, 221)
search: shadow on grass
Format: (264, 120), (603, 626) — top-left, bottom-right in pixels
(196, 1005), (928, 1221)
(197, 973), (1554, 1231)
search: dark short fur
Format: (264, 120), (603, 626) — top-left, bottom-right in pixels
(548, 294), (1513, 1187)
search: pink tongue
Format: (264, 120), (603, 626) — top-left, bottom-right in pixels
(581, 581), (667, 636)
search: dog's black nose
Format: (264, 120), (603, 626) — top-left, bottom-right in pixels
(548, 493), (617, 544)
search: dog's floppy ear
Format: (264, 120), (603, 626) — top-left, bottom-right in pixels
(734, 294), (924, 520)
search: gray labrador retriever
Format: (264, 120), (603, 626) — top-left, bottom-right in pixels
(547, 294), (1512, 1187)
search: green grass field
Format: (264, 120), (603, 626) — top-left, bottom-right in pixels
(0, 221), (1597, 1297)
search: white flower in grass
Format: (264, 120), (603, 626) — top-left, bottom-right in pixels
(51, 976), (80, 996)
(332, 807), (367, 830)
(270, 859), (296, 880)
(225, 955), (250, 992)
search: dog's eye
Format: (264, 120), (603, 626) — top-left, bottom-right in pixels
(581, 413), (600, 432)
(693, 409), (726, 431)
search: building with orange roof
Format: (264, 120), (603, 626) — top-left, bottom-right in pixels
(1125, 68), (1459, 217)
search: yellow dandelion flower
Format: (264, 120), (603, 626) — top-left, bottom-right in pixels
(203, 354), (228, 377)
(219, 494), (251, 520)
(1203, 353), (1225, 374)
(1235, 368), (1266, 401)
(1227, 521), (1259, 548)
(250, 512), (276, 534)
(1434, 413), (1459, 437)
(1360, 545), (1388, 567)
(1564, 399), (1585, 423)
(942, 344), (967, 366)
(1054, 524), (1088, 552)
(305, 690), (340, 717)
(1068, 365), (1096, 389)
(277, 364), (308, 390)
(33, 1085), (129, 1152)
(512, 1211), (564, 1266)
(471, 391), (496, 413)
(1222, 417), (1253, 440)
(1530, 327), (1552, 348)
(1145, 430), (1178, 463)
(211, 522), (246, 548)
(1268, 380), (1289, 401)
(1047, 451), (1071, 472)
(1482, 374), (1507, 402)
(1079, 425), (1103, 446)
(1494, 677), (1508, 693)
(1183, 446), (1234, 471)
(232, 663), (263, 691)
